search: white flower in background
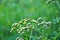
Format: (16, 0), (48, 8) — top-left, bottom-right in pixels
(46, 0), (51, 4)
(40, 21), (46, 24)
(10, 27), (16, 32)
(37, 17), (42, 21)
(31, 20), (38, 23)
(45, 21), (51, 24)
(12, 23), (18, 27)
(16, 37), (24, 40)
(37, 17), (46, 21)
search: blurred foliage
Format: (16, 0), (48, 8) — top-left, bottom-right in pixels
(10, 17), (52, 40)
(0, 0), (60, 40)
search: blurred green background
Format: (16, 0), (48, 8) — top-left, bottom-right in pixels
(0, 0), (60, 40)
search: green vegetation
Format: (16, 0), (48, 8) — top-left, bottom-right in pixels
(0, 0), (60, 40)
(10, 17), (52, 40)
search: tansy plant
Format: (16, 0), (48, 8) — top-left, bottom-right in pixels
(10, 17), (51, 40)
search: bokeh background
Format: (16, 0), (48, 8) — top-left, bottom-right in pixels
(0, 0), (60, 40)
